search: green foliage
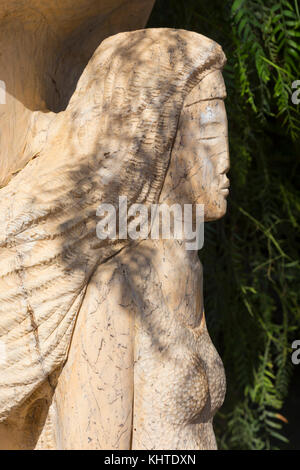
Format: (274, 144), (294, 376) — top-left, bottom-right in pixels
(148, 0), (300, 450)
(231, 0), (300, 139)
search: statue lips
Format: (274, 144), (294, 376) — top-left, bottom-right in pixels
(220, 178), (230, 196)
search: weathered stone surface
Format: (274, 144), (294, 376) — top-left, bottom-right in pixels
(0, 0), (156, 187)
(0, 4), (229, 449)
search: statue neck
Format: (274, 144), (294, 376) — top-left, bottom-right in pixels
(138, 237), (204, 330)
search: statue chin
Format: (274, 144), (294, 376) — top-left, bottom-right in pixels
(205, 200), (228, 222)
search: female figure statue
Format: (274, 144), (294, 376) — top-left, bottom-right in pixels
(0, 26), (229, 449)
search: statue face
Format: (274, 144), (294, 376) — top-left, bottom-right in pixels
(166, 71), (229, 221)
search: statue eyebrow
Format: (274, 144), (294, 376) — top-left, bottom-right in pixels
(184, 95), (226, 108)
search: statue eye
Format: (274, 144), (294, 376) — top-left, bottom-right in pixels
(198, 121), (223, 140)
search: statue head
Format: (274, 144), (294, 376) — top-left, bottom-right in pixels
(63, 28), (228, 250)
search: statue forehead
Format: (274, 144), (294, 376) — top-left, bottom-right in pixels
(184, 70), (226, 107)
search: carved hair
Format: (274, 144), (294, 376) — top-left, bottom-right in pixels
(0, 29), (225, 421)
